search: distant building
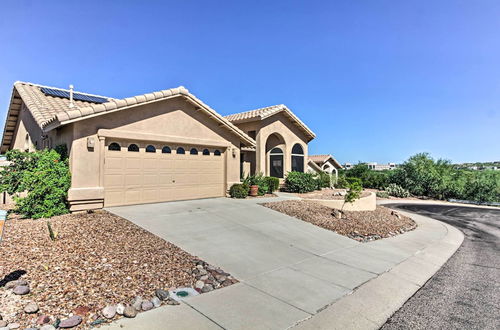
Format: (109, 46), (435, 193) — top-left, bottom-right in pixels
(344, 162), (397, 171)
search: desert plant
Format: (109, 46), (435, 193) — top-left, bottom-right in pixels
(386, 183), (410, 198)
(229, 183), (249, 198)
(285, 171), (318, 193)
(335, 175), (349, 189)
(376, 191), (390, 198)
(47, 221), (58, 241)
(317, 172), (332, 188)
(243, 173), (269, 196)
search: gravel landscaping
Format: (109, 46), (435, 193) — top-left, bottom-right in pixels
(0, 210), (237, 328)
(297, 189), (371, 200)
(261, 200), (417, 242)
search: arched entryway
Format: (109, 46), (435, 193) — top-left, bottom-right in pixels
(266, 133), (286, 178)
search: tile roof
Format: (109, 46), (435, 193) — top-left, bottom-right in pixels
(225, 104), (316, 141)
(2, 82), (255, 150)
(309, 154), (342, 169)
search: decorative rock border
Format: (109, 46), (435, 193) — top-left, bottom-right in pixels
(0, 258), (237, 329)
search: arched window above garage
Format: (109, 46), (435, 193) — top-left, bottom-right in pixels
(176, 147), (185, 154)
(202, 149), (210, 155)
(146, 145), (156, 153)
(214, 150), (221, 156)
(128, 144), (139, 152)
(108, 142), (121, 151)
(162, 146), (171, 154)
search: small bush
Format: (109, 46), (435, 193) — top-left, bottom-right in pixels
(285, 171), (318, 193)
(376, 191), (390, 198)
(0, 149), (71, 219)
(386, 183), (410, 198)
(335, 175), (349, 189)
(229, 183), (248, 198)
(317, 172), (332, 188)
(265, 176), (280, 193)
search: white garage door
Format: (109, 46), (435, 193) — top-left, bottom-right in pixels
(103, 141), (225, 207)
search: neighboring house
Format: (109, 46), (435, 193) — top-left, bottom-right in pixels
(367, 162), (397, 171)
(1, 82), (315, 210)
(308, 154), (342, 178)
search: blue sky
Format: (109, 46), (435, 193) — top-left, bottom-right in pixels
(0, 0), (499, 164)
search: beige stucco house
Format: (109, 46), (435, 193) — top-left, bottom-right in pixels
(308, 154), (342, 178)
(1, 82), (315, 210)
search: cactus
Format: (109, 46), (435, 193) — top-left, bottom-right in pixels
(386, 184), (410, 198)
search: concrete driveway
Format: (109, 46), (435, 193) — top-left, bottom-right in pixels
(106, 196), (453, 330)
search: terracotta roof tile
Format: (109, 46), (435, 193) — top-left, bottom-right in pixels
(4, 81), (256, 147)
(225, 104), (316, 140)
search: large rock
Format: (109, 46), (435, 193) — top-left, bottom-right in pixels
(7, 323), (20, 329)
(195, 280), (205, 290)
(59, 315), (82, 328)
(0, 321), (6, 327)
(151, 297), (161, 308)
(201, 284), (213, 293)
(141, 301), (154, 311)
(24, 302), (39, 314)
(5, 279), (28, 290)
(155, 289), (169, 301)
(131, 296), (143, 311)
(13, 285), (30, 295)
(116, 303), (125, 315)
(102, 305), (117, 319)
(123, 306), (137, 318)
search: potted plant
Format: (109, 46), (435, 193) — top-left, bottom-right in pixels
(243, 173), (268, 197)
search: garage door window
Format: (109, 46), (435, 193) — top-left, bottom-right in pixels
(202, 148), (210, 155)
(176, 147), (185, 154)
(214, 150), (221, 156)
(162, 146), (171, 154)
(108, 142), (121, 151)
(128, 144), (139, 152)
(190, 148), (198, 155)
(146, 145), (156, 153)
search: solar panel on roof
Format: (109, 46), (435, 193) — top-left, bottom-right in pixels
(40, 87), (108, 104)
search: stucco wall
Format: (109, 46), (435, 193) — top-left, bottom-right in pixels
(11, 104), (44, 151)
(309, 192), (377, 211)
(67, 97), (243, 209)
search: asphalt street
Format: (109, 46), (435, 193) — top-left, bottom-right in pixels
(381, 203), (500, 330)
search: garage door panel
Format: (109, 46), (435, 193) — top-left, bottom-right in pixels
(104, 142), (225, 207)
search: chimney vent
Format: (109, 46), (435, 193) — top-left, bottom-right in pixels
(69, 84), (75, 108)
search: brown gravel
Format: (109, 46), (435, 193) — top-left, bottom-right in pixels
(297, 189), (371, 200)
(0, 210), (235, 328)
(261, 200), (417, 242)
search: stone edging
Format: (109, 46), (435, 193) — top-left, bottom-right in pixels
(291, 203), (464, 330)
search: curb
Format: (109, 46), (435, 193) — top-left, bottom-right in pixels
(292, 204), (464, 330)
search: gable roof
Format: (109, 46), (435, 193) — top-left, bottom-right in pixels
(225, 104), (316, 141)
(2, 82), (255, 152)
(309, 154), (342, 169)
(307, 159), (323, 173)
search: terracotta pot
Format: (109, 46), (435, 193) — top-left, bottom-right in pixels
(249, 185), (259, 197)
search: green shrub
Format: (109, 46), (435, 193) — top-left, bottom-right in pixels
(317, 172), (332, 188)
(335, 175), (349, 189)
(285, 171), (318, 193)
(386, 183), (410, 198)
(0, 149), (71, 219)
(376, 191), (390, 198)
(265, 176), (280, 193)
(229, 183), (248, 198)
(346, 177), (362, 187)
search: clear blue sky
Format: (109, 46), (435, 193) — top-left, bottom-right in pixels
(1, 0), (499, 164)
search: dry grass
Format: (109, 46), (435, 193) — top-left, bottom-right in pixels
(261, 200), (416, 242)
